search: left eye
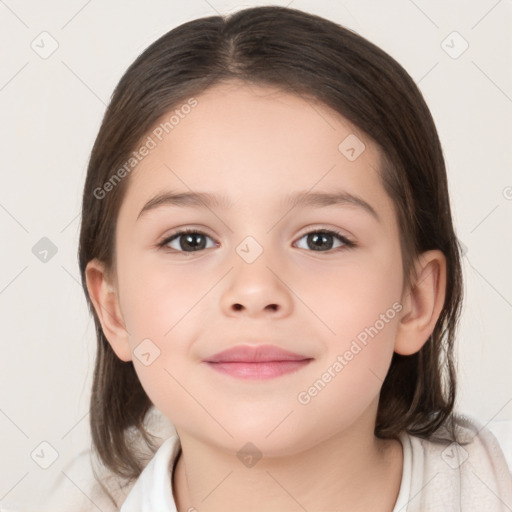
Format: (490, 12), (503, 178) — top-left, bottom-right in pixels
(158, 228), (354, 253)
(294, 229), (354, 252)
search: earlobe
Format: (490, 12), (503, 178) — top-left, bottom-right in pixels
(394, 250), (447, 356)
(85, 258), (133, 362)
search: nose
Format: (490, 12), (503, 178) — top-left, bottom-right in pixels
(219, 246), (293, 318)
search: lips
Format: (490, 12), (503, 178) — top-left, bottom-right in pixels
(204, 344), (310, 363)
(204, 344), (313, 380)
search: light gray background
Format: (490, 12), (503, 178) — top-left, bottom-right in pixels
(0, 0), (511, 507)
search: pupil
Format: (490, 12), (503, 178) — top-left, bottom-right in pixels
(183, 233), (205, 251)
(309, 233), (333, 251)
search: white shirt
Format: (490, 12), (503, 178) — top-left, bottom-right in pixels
(120, 414), (512, 512)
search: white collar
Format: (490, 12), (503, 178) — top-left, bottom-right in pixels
(120, 434), (181, 511)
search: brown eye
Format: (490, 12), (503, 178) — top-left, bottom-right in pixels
(159, 230), (216, 252)
(294, 229), (354, 252)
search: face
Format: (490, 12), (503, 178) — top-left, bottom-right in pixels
(103, 80), (407, 455)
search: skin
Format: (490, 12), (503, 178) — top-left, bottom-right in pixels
(86, 79), (447, 512)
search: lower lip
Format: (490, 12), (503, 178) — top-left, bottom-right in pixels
(205, 360), (312, 379)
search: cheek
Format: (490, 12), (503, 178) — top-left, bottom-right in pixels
(120, 260), (210, 342)
(294, 244), (402, 411)
(293, 243), (403, 346)
(118, 262), (212, 419)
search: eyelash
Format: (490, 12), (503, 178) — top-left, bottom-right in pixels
(157, 227), (356, 254)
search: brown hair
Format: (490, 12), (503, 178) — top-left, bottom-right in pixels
(78, 4), (463, 504)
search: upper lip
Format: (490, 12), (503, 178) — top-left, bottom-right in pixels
(205, 344), (311, 363)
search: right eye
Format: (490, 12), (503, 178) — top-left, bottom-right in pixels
(158, 229), (218, 253)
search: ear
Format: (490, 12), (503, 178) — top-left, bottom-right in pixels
(85, 258), (132, 362)
(394, 250), (447, 356)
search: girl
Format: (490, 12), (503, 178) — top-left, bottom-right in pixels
(77, 5), (512, 511)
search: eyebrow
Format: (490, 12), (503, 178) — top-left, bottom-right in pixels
(136, 189), (380, 222)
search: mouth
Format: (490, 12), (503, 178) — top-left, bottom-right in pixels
(204, 344), (313, 380)
(205, 360), (313, 379)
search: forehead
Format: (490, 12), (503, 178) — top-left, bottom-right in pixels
(119, 80), (393, 223)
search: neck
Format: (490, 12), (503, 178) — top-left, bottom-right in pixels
(171, 412), (403, 512)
